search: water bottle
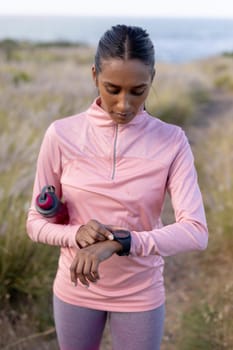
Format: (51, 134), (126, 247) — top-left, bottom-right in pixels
(35, 185), (69, 223)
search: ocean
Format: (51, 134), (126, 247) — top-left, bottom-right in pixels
(0, 16), (233, 63)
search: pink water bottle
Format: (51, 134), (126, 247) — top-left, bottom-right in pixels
(35, 185), (69, 223)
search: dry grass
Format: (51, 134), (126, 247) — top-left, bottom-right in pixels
(174, 115), (233, 350)
(147, 60), (212, 126)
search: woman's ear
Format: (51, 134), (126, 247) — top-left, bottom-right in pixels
(92, 65), (98, 86)
(151, 68), (156, 82)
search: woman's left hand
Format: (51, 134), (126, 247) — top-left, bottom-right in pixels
(70, 240), (122, 287)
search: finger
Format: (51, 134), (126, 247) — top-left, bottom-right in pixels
(77, 272), (90, 287)
(75, 253), (94, 286)
(70, 260), (78, 286)
(107, 225), (125, 231)
(88, 220), (111, 240)
(78, 240), (88, 248)
(75, 262), (90, 287)
(84, 224), (103, 243)
(96, 226), (114, 241)
(77, 226), (96, 246)
(94, 233), (106, 241)
(91, 258), (100, 281)
(83, 259), (97, 283)
(80, 237), (95, 247)
(85, 232), (97, 245)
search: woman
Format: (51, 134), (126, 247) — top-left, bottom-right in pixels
(26, 24), (208, 350)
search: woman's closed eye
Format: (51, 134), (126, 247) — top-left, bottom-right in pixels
(106, 87), (120, 95)
(105, 87), (146, 96)
(130, 89), (146, 96)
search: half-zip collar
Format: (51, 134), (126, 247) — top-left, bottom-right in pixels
(85, 97), (150, 181)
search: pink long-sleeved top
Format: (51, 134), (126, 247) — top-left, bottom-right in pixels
(26, 98), (208, 312)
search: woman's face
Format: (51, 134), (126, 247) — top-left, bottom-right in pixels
(92, 59), (154, 124)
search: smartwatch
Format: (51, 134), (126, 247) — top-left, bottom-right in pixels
(113, 229), (131, 256)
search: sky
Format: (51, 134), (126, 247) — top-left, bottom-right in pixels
(0, 0), (233, 18)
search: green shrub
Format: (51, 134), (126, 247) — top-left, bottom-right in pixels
(214, 74), (233, 91)
(0, 194), (59, 324)
(0, 39), (19, 61)
(158, 98), (194, 125)
(147, 93), (194, 126)
(222, 52), (233, 58)
(189, 86), (210, 104)
(147, 78), (210, 126)
(12, 71), (32, 86)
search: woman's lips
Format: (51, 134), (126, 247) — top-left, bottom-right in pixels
(113, 112), (133, 120)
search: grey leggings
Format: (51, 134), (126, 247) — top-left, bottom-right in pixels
(53, 294), (165, 350)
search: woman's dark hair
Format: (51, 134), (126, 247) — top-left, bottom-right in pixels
(95, 24), (155, 75)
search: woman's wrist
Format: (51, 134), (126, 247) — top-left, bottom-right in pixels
(103, 239), (123, 254)
(111, 229), (131, 256)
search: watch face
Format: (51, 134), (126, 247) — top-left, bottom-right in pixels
(114, 230), (130, 239)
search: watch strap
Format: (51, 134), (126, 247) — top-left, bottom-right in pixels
(113, 230), (131, 256)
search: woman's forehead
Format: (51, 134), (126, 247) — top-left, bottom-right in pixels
(100, 58), (150, 71)
(99, 58), (152, 85)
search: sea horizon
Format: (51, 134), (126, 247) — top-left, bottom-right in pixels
(0, 15), (233, 63)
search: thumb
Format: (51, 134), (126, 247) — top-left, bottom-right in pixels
(105, 225), (126, 238)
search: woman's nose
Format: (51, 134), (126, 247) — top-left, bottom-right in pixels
(117, 93), (131, 112)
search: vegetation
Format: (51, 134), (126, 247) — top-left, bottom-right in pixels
(0, 41), (233, 349)
(176, 116), (233, 350)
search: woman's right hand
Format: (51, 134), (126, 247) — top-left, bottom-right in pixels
(75, 219), (114, 248)
(70, 239), (122, 287)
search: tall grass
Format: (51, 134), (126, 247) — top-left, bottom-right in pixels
(147, 62), (211, 126)
(196, 116), (233, 256)
(0, 44), (95, 346)
(177, 116), (233, 349)
(200, 54), (233, 93)
(178, 283), (233, 350)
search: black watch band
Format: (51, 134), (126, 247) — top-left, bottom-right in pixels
(113, 229), (131, 256)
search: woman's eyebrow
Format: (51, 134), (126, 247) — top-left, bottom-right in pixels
(103, 82), (148, 88)
(132, 84), (148, 88)
(103, 82), (119, 88)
